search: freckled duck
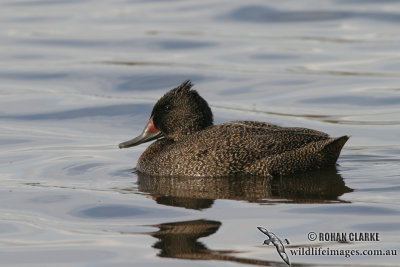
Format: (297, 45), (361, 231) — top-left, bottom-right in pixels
(119, 80), (349, 177)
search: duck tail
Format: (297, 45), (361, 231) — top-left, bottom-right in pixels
(321, 135), (349, 165)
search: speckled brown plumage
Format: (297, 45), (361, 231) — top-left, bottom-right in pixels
(120, 81), (349, 177)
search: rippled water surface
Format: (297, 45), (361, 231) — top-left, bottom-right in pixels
(1, 0), (400, 266)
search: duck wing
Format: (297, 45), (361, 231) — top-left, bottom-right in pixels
(245, 135), (349, 176)
(195, 122), (347, 176)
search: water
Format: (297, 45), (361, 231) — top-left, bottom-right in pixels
(1, 0), (399, 266)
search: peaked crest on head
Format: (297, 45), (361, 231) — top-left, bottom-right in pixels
(174, 80), (193, 95)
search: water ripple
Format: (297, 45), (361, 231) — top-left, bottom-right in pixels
(227, 5), (400, 23)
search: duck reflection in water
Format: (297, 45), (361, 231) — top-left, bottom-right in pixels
(149, 219), (285, 266)
(137, 166), (352, 210)
(149, 219), (327, 266)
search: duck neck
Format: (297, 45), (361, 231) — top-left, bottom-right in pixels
(167, 121), (213, 142)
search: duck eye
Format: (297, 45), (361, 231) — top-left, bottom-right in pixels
(164, 105), (172, 112)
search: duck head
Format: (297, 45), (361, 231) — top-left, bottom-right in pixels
(119, 80), (213, 148)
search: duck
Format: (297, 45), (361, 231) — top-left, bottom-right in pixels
(119, 80), (349, 177)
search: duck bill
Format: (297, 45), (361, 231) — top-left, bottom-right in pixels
(119, 118), (162, 149)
